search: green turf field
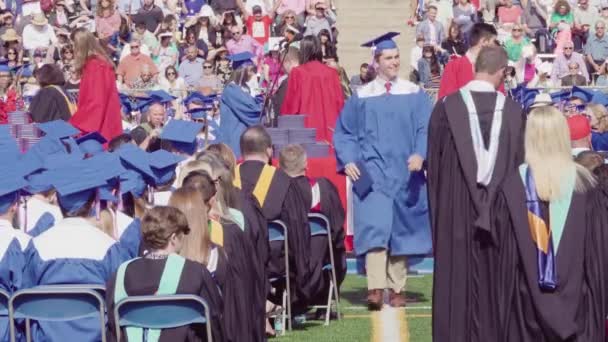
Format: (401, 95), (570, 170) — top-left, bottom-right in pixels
(274, 274), (433, 342)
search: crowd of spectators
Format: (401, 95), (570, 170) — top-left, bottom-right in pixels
(0, 0), (351, 124)
(412, 0), (608, 89)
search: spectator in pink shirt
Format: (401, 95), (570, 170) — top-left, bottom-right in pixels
(225, 25), (263, 62)
(498, 0), (523, 25)
(95, 0), (122, 40)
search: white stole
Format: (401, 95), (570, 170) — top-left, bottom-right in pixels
(459, 84), (505, 186)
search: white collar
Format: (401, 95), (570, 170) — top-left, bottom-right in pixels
(463, 79), (496, 92)
(572, 147), (591, 156)
(0, 219), (13, 228)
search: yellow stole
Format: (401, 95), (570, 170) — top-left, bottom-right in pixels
(233, 163), (276, 208)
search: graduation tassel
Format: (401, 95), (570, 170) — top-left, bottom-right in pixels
(117, 183), (124, 212)
(95, 189), (101, 221)
(109, 207), (118, 240)
(148, 185), (155, 206)
(19, 194), (28, 232)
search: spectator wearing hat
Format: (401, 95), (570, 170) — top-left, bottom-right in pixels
(156, 31), (179, 74)
(237, 0), (277, 46)
(0, 29), (23, 64)
(552, 40), (589, 83)
(22, 13), (57, 54)
(416, 5), (445, 48)
(303, 1), (336, 40)
(94, 0), (121, 40)
(226, 24), (263, 60)
(117, 38), (159, 87)
(568, 114), (593, 156)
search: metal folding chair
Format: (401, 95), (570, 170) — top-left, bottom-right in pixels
(8, 286), (106, 342)
(308, 213), (341, 326)
(268, 219), (291, 334)
(114, 294), (212, 342)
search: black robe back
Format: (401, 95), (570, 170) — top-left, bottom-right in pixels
(427, 91), (525, 341)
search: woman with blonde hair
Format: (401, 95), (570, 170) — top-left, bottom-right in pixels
(69, 27), (122, 143)
(587, 103), (608, 150)
(500, 105), (608, 340)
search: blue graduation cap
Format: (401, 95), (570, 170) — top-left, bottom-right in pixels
(591, 91), (608, 106)
(0, 136), (20, 161)
(14, 150), (44, 177)
(228, 52), (255, 69)
(53, 167), (108, 215)
(116, 144), (156, 181)
(0, 174), (27, 214)
(183, 92), (207, 106)
(147, 90), (177, 104)
(160, 119), (204, 155)
(550, 89), (572, 104)
(522, 88), (541, 110)
(0, 62), (10, 73)
(76, 132), (107, 156)
(11, 63), (33, 77)
(42, 151), (83, 170)
(361, 32), (400, 54)
(119, 170), (147, 198)
(148, 149), (185, 186)
(571, 86), (594, 102)
(119, 93), (141, 113)
(85, 152), (127, 181)
(25, 171), (53, 194)
(186, 107), (208, 120)
(37, 120), (80, 139)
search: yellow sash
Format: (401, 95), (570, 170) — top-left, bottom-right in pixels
(48, 85), (77, 115)
(209, 219), (224, 247)
(233, 163), (276, 208)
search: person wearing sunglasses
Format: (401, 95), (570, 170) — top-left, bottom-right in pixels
(551, 40), (589, 84)
(197, 62), (222, 95)
(504, 24), (530, 62)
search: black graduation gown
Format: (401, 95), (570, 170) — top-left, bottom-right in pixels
(105, 257), (226, 342)
(215, 222), (261, 342)
(237, 160), (312, 304)
(28, 86), (72, 123)
(291, 176), (348, 306)
(499, 172), (608, 341)
(427, 91), (525, 341)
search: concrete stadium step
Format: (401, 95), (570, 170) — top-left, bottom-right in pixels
(336, 0), (415, 78)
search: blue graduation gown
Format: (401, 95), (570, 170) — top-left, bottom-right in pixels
(591, 131), (608, 151)
(333, 79), (433, 256)
(115, 212), (141, 258)
(22, 217), (130, 342)
(217, 83), (262, 157)
(0, 238), (25, 342)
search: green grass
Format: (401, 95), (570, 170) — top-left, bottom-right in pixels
(274, 274), (433, 342)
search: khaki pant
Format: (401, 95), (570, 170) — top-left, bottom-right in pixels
(366, 249), (408, 293)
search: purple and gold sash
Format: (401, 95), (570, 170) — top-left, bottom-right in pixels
(524, 167), (557, 291)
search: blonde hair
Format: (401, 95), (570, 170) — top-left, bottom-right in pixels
(168, 187), (211, 265)
(587, 103), (608, 133)
(71, 27), (114, 75)
(195, 152), (237, 223)
(176, 160), (208, 188)
(525, 106), (595, 201)
(204, 143), (236, 174)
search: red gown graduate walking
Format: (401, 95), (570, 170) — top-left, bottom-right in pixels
(280, 41), (344, 144)
(69, 28), (122, 143)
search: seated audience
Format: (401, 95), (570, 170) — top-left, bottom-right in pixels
(552, 40), (590, 84)
(416, 5), (445, 47)
(418, 45), (443, 88)
(441, 23), (467, 56)
(560, 61), (588, 85)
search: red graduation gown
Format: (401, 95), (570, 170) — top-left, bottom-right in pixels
(438, 55), (505, 100)
(280, 61), (345, 143)
(70, 56), (122, 143)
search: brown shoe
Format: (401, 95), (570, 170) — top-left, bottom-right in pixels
(388, 289), (407, 308)
(367, 289), (384, 311)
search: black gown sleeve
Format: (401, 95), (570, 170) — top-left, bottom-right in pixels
(29, 88), (71, 123)
(426, 99), (448, 243)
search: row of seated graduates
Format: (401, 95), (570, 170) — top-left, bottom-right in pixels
(0, 121), (347, 341)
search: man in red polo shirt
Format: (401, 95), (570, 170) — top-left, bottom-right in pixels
(237, 0), (277, 46)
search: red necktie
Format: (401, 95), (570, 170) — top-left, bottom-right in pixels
(385, 82), (392, 94)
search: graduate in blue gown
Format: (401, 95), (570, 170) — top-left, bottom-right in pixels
(217, 52), (263, 157)
(22, 157), (131, 342)
(333, 32), (433, 310)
